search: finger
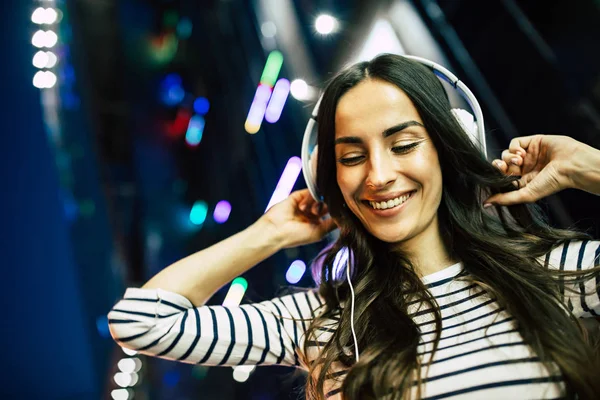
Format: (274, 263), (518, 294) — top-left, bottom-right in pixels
(501, 150), (522, 176)
(508, 139), (526, 157)
(485, 166), (561, 206)
(484, 186), (538, 206)
(311, 200), (322, 215)
(319, 217), (338, 235)
(492, 159), (508, 174)
(508, 135), (540, 154)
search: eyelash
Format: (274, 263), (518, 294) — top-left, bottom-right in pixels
(338, 142), (420, 166)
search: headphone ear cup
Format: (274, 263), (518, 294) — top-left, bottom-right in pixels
(451, 108), (478, 143)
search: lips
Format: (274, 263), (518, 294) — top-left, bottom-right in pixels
(362, 190), (416, 216)
(363, 190), (416, 203)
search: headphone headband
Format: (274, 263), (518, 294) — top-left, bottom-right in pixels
(301, 55), (486, 201)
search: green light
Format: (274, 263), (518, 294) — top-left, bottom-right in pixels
(79, 199), (95, 217)
(259, 51), (283, 87)
(163, 10), (179, 28)
(231, 277), (248, 291)
(190, 200), (208, 225)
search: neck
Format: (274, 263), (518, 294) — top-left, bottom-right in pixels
(391, 214), (457, 278)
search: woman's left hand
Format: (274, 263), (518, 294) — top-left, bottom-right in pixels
(485, 134), (600, 206)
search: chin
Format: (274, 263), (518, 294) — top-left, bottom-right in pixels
(368, 229), (409, 244)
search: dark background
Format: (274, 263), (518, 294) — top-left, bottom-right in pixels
(2, 0), (599, 399)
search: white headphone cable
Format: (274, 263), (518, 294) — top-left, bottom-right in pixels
(346, 253), (360, 363)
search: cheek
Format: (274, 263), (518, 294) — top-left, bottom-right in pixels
(336, 169), (360, 197)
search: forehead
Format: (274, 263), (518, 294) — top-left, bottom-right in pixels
(335, 78), (421, 136)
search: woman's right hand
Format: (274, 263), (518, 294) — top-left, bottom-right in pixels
(258, 189), (338, 249)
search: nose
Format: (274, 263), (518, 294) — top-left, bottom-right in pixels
(365, 151), (395, 189)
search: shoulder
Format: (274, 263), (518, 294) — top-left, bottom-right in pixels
(539, 239), (600, 271)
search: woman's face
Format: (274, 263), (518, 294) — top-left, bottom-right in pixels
(334, 78), (443, 245)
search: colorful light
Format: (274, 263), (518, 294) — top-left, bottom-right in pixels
(290, 79), (309, 100)
(33, 51), (49, 68)
(114, 372), (139, 388)
(160, 73), (185, 106)
(185, 115), (205, 146)
(213, 200), (231, 224)
(265, 78), (290, 123)
(122, 347), (137, 356)
(259, 50), (283, 87)
(33, 70), (57, 89)
(265, 156), (303, 211)
(32, 8), (58, 25)
(286, 260), (306, 284)
(190, 200), (208, 225)
(261, 21), (277, 38)
(223, 277), (248, 307)
(118, 358), (141, 374)
(193, 97), (210, 115)
(45, 31), (58, 48)
(244, 84), (272, 134)
(111, 389), (132, 400)
(176, 17), (193, 39)
(96, 315), (110, 338)
(232, 365), (256, 383)
(163, 370), (180, 387)
(45, 51), (58, 68)
(32, 30), (48, 48)
(315, 15), (337, 35)
(31, 8), (46, 24)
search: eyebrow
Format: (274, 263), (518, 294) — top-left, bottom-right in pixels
(334, 120), (424, 145)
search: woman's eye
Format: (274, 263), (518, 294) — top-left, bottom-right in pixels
(339, 155), (364, 166)
(392, 142), (420, 154)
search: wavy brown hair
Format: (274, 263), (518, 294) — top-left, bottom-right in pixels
(298, 54), (600, 399)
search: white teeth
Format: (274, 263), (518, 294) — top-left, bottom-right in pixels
(368, 192), (413, 210)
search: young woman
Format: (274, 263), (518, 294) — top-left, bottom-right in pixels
(108, 55), (600, 399)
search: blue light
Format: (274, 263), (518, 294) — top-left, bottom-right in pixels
(60, 189), (78, 222)
(96, 316), (110, 338)
(177, 17), (193, 39)
(285, 260), (306, 284)
(193, 97), (210, 115)
(190, 200), (208, 225)
(163, 370), (180, 387)
(163, 73), (182, 86)
(163, 85), (185, 106)
(160, 73), (185, 106)
(185, 114), (205, 146)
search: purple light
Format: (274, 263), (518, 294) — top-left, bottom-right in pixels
(213, 200), (232, 224)
(286, 260), (306, 284)
(245, 84), (272, 133)
(265, 78), (290, 123)
(265, 156), (302, 211)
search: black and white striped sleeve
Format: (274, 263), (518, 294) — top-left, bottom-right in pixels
(542, 240), (600, 318)
(107, 287), (324, 368)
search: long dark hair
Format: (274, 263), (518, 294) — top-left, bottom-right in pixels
(299, 54), (600, 399)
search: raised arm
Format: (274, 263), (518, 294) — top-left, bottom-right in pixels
(141, 189), (335, 307)
(108, 189), (336, 368)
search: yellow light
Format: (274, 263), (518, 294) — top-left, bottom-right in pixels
(244, 121), (260, 134)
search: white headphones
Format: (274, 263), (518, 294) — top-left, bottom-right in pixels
(300, 55), (487, 364)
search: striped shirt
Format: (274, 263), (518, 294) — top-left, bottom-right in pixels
(108, 240), (600, 399)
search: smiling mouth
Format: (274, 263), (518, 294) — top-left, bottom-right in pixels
(363, 191), (416, 210)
